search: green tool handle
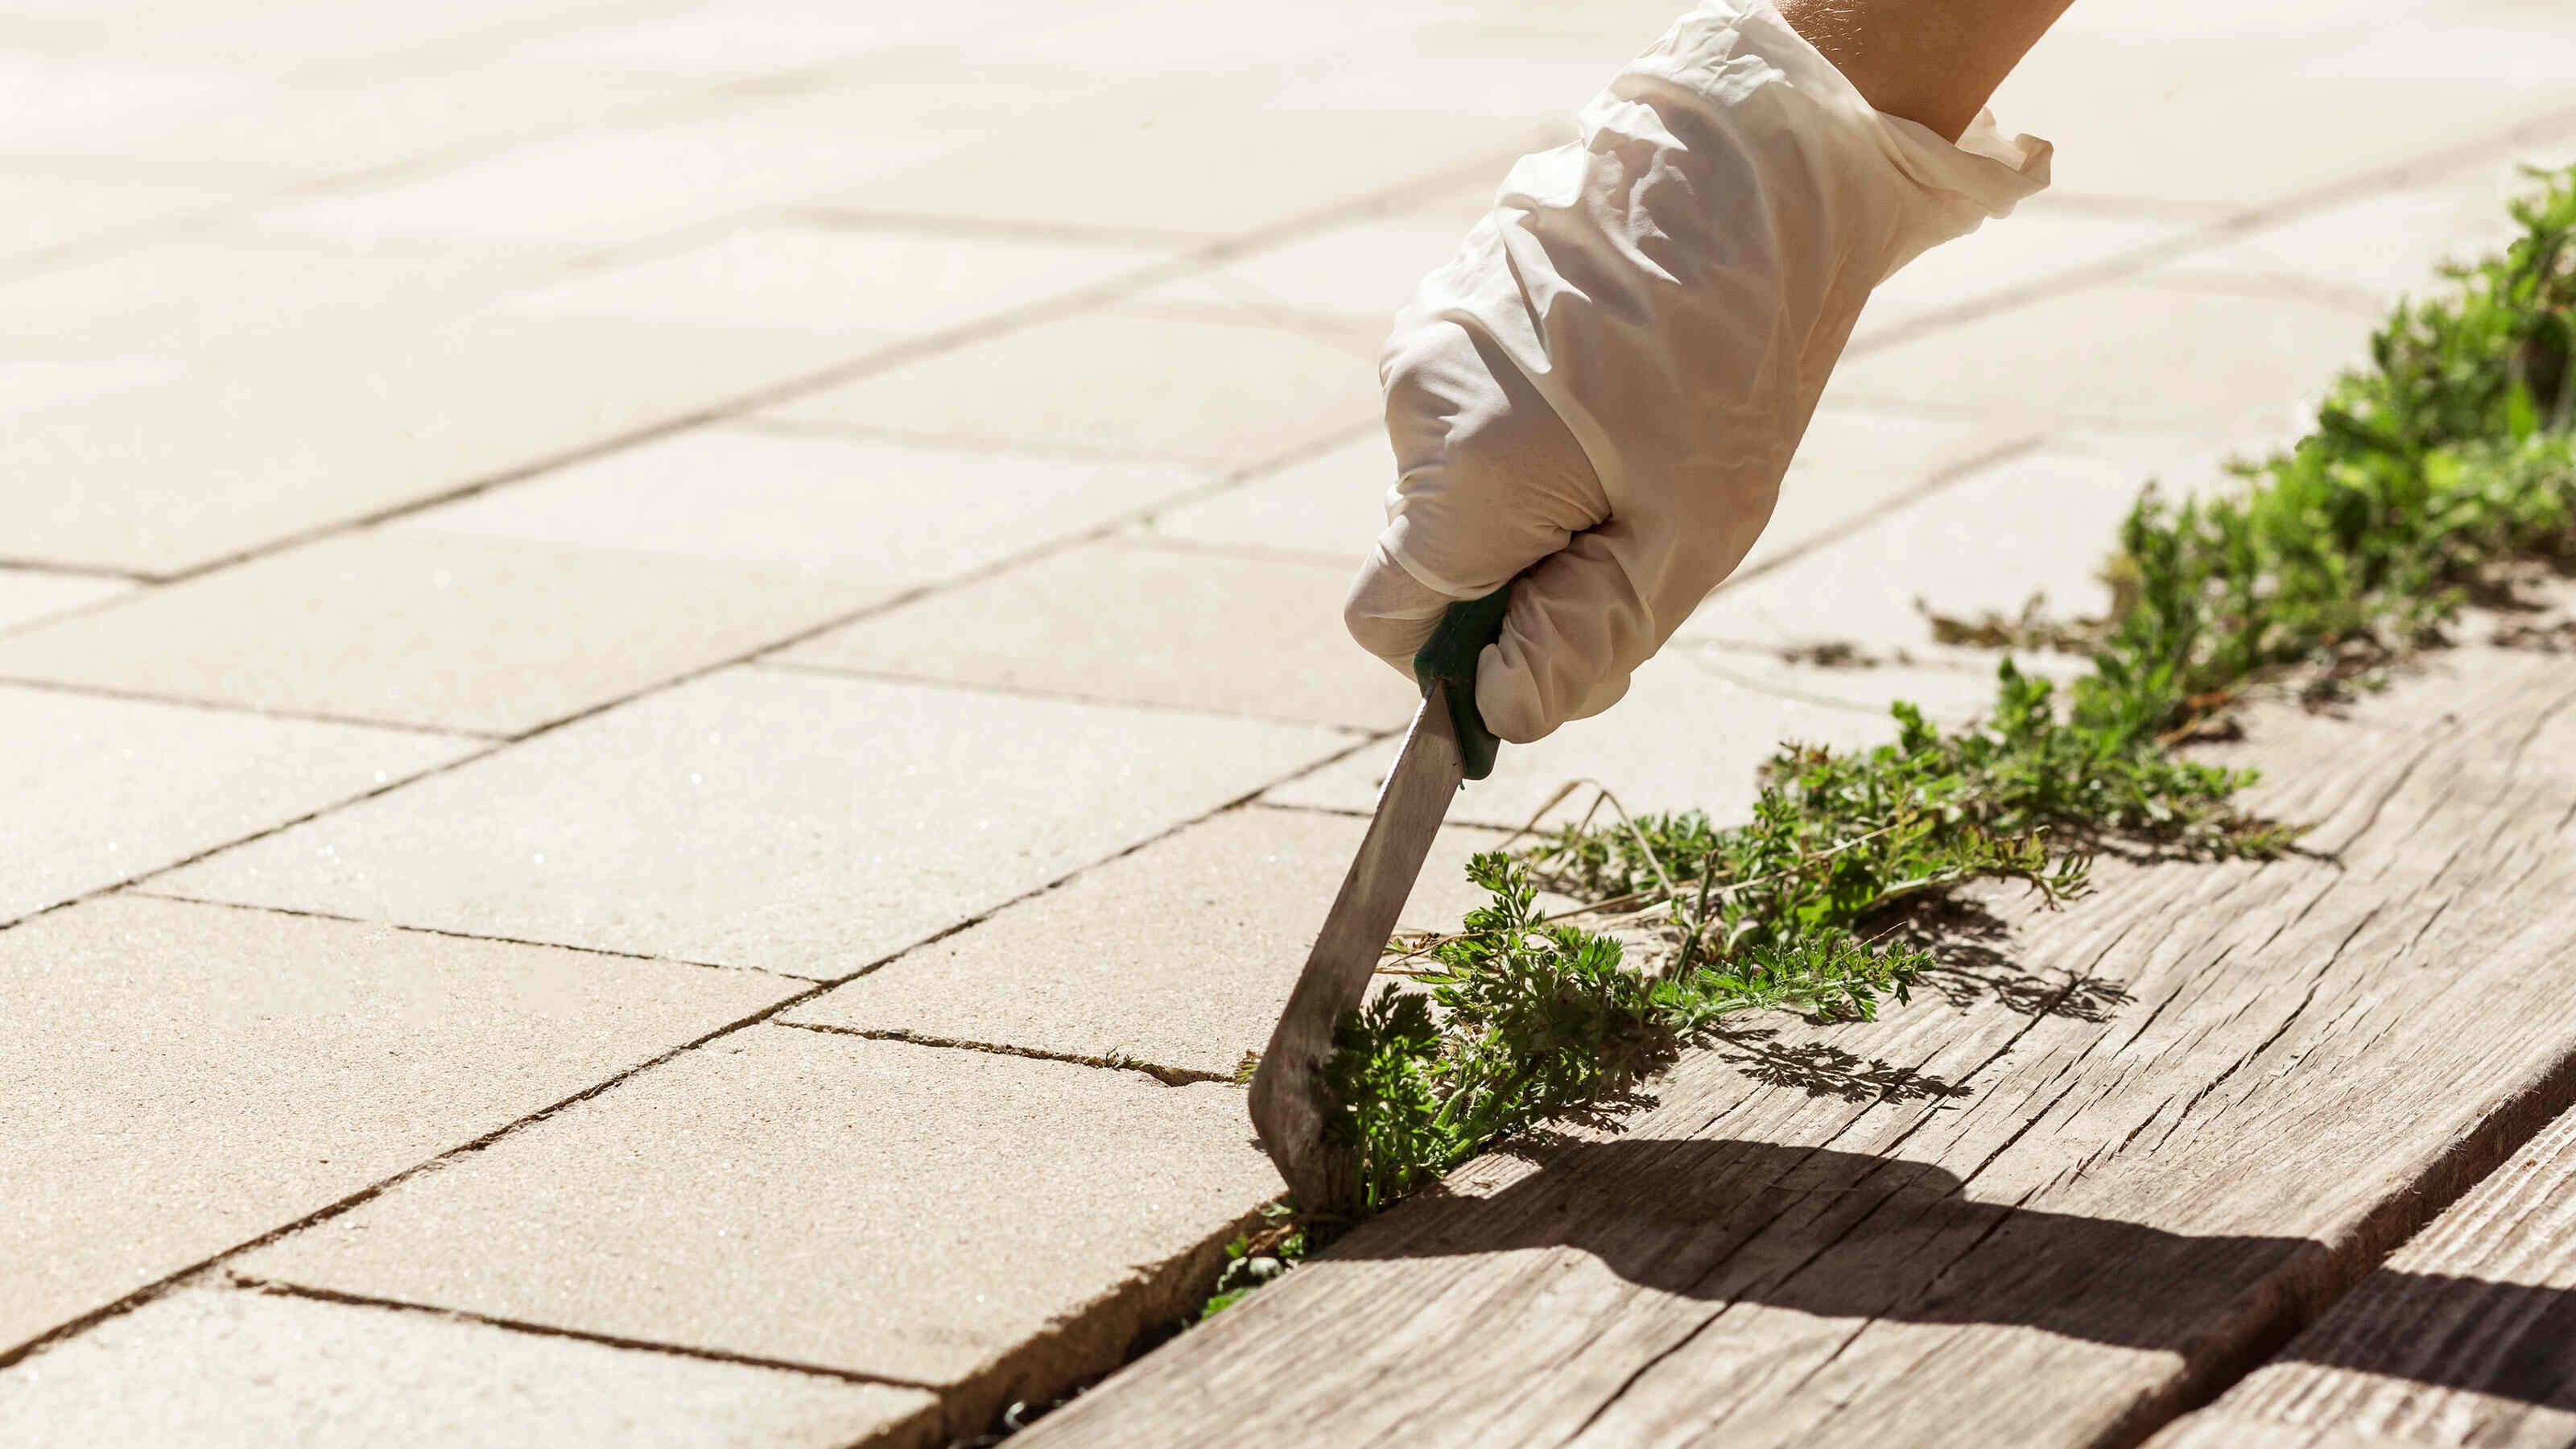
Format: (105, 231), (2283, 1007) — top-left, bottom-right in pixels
(1412, 582), (1513, 782)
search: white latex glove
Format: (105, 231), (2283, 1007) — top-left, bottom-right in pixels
(1348, 0), (2050, 743)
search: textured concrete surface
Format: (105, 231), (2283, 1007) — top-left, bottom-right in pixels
(0, 567), (128, 634)
(238, 1030), (1281, 1386)
(782, 806), (1513, 1077)
(774, 538), (1418, 729)
(153, 667), (1351, 975)
(0, 1286), (933, 1449)
(1133, 431), (1394, 563)
(758, 310), (1385, 464)
(0, 683), (477, 926)
(0, 530), (889, 735)
(12, 0), (2574, 1435)
(403, 427), (1202, 587)
(0, 894), (798, 1349)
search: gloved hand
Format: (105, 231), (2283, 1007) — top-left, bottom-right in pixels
(1346, 0), (2050, 743)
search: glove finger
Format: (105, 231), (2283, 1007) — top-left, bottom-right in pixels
(1377, 315), (1606, 597)
(1342, 539), (1456, 682)
(1472, 526), (1657, 745)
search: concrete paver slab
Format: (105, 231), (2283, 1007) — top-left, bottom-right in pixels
(0, 568), (129, 634)
(123, 0), (668, 71)
(0, 1286), (934, 1449)
(1132, 431), (1391, 563)
(1264, 650), (1997, 831)
(0, 357), (190, 419)
(2165, 139), (2576, 308)
(0, 684), (476, 927)
(154, 666), (1352, 976)
(774, 539), (1416, 729)
(14, 62), (704, 187)
(0, 170), (230, 269)
(0, 233), (567, 357)
(782, 805), (1509, 1077)
(237, 1030), (1281, 1389)
(1137, 219), (1475, 327)
(1852, 203), (2196, 343)
(2041, 38), (2576, 208)
(0, 894), (798, 1350)
(260, 115), (946, 248)
(760, 310), (1384, 466)
(1678, 448), (2155, 656)
(1828, 276), (2375, 436)
(404, 426), (1201, 586)
(517, 4), (956, 73)
(833, 101), (1542, 240)
(0, 309), (885, 576)
(0, 50), (258, 155)
(0, 530), (889, 737)
(504, 225), (1162, 337)
(1744, 404), (2021, 575)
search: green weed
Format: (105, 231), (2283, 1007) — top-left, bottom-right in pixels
(1228, 164), (2576, 1299)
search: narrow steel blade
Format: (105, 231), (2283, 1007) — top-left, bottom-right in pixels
(1249, 683), (1466, 1211)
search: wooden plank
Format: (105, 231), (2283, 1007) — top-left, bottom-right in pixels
(1016, 647), (2576, 1449)
(2145, 1101), (2576, 1449)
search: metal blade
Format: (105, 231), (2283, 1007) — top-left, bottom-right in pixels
(1249, 683), (1466, 1211)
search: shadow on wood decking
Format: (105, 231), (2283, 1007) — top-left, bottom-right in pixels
(1326, 1137), (2576, 1412)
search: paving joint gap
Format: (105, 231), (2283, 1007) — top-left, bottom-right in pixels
(0, 670), (510, 741)
(773, 1019), (1232, 1088)
(96, 138), (1542, 591)
(0, 972), (844, 1372)
(223, 1274), (944, 1392)
(116, 889), (824, 982)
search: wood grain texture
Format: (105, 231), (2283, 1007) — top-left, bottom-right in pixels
(1020, 648), (2576, 1449)
(2145, 1101), (2576, 1449)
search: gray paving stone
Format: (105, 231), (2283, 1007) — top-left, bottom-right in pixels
(1851, 202), (2194, 344)
(1, 231), (573, 357)
(120, 0), (662, 71)
(1132, 431), (1391, 563)
(0, 894), (798, 1352)
(2163, 140), (2576, 309)
(404, 426), (1203, 586)
(824, 97), (1543, 240)
(2032, 25), (2576, 208)
(774, 539), (1416, 729)
(0, 49), (258, 154)
(0, 568), (129, 634)
(0, 684), (476, 927)
(0, 170), (231, 267)
(237, 1030), (1281, 1388)
(13, 60), (700, 186)
(0, 1286), (933, 1449)
(503, 225), (1163, 338)
(1263, 648), (1995, 832)
(1135, 218), (1476, 326)
(0, 309), (884, 576)
(782, 806), (1511, 1076)
(258, 112), (945, 247)
(154, 666), (1351, 976)
(1678, 448), (2157, 657)
(0, 530), (889, 737)
(1828, 276), (2376, 436)
(758, 309), (1385, 467)
(1745, 404), (2022, 576)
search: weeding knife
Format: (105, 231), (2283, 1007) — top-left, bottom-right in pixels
(1249, 584), (1513, 1212)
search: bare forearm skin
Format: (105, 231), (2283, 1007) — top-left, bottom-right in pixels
(1777, 0), (2079, 140)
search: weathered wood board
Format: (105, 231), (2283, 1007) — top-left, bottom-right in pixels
(2145, 1097), (2576, 1449)
(1018, 646), (2576, 1449)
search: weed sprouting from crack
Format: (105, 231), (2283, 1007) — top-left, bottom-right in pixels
(1198, 166), (2576, 1319)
